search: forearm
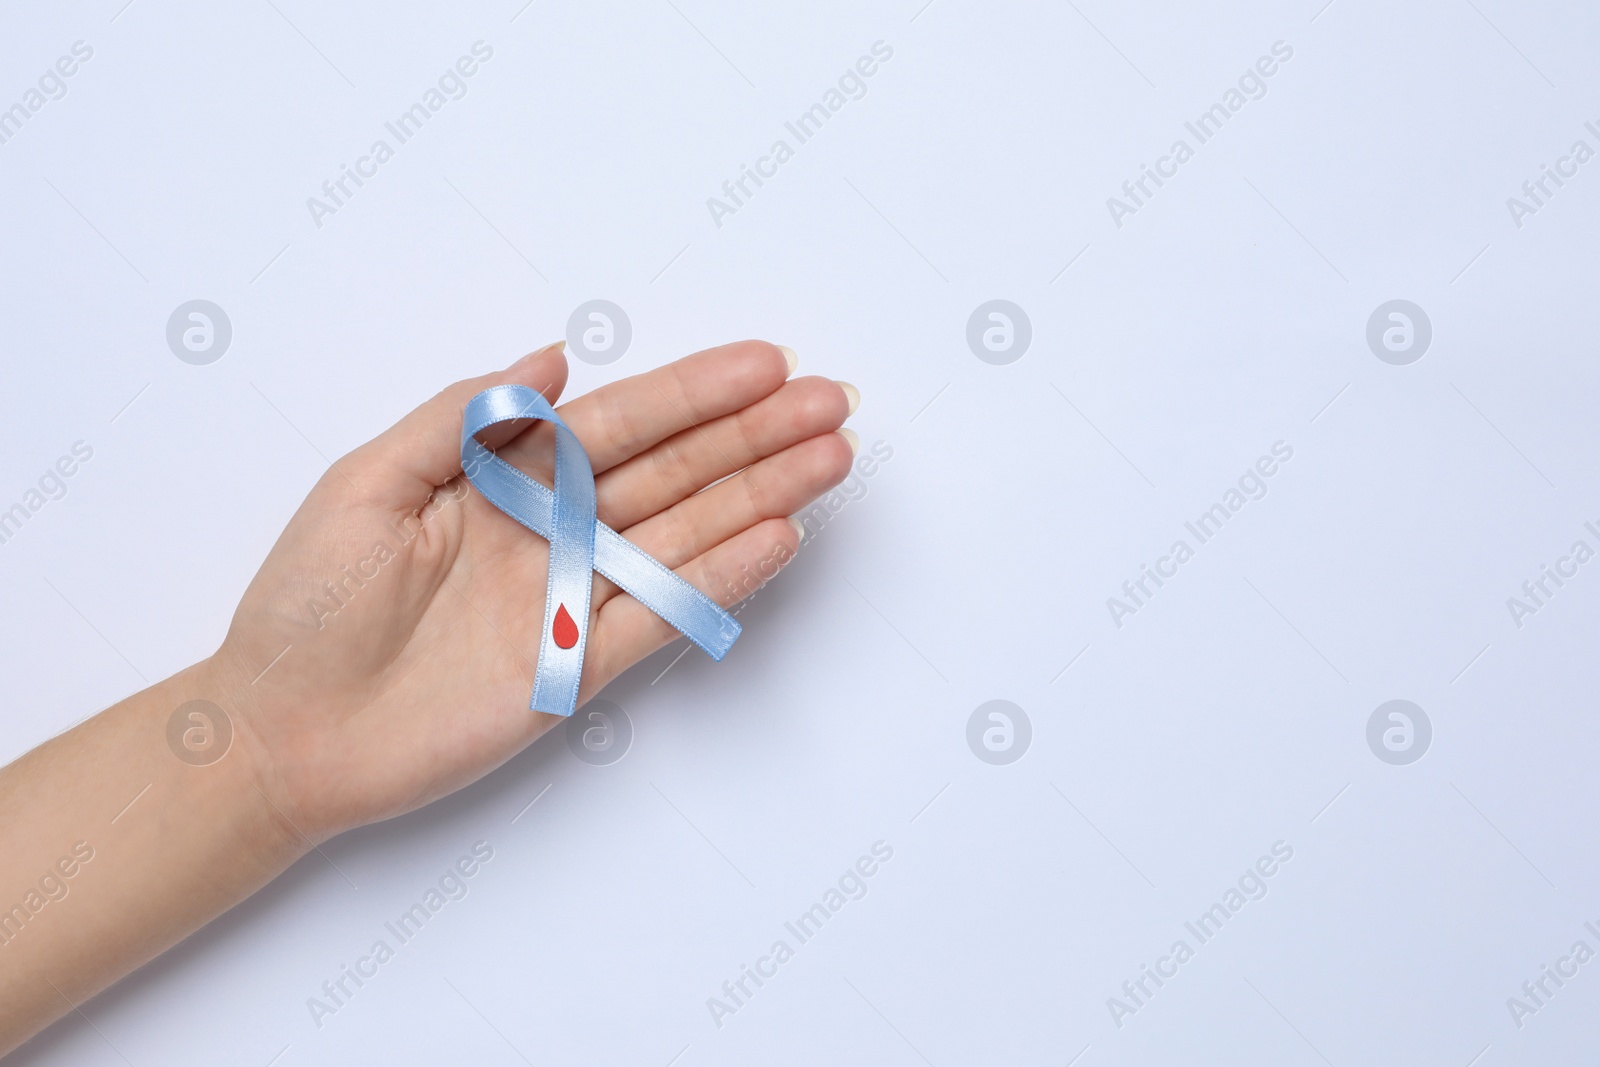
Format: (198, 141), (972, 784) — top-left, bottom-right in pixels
(0, 661), (307, 1054)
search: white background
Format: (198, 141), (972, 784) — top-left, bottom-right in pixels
(4, 0), (1600, 1063)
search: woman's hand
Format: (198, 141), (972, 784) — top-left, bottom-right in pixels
(0, 338), (856, 1053)
(209, 339), (856, 843)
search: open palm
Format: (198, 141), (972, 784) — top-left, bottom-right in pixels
(211, 340), (854, 841)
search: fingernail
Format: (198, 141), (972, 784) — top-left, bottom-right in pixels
(787, 516), (806, 544)
(778, 345), (798, 376)
(836, 381), (860, 417)
(838, 428), (859, 457)
(514, 340), (565, 368)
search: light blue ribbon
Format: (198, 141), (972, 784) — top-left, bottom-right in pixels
(461, 384), (741, 717)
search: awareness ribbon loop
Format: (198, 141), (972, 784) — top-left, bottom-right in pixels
(460, 384), (741, 717)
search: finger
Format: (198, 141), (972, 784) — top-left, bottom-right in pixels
(613, 432), (853, 576)
(497, 339), (794, 478)
(348, 342), (569, 508)
(593, 375), (852, 531)
(585, 517), (801, 692)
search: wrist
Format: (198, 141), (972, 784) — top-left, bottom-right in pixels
(203, 635), (377, 845)
(175, 655), (313, 869)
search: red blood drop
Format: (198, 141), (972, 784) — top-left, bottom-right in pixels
(552, 603), (579, 649)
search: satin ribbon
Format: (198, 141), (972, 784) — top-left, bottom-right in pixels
(460, 384), (741, 717)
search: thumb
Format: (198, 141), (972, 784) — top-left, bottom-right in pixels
(349, 341), (570, 509)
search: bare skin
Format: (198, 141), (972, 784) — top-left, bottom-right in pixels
(0, 339), (856, 1053)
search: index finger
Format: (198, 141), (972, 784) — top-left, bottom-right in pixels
(497, 340), (797, 478)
